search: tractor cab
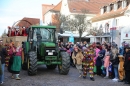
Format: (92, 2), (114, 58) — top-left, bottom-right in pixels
(26, 26), (57, 59)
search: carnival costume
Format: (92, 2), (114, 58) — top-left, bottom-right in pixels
(82, 44), (95, 81)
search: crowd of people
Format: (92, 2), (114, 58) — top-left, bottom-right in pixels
(59, 41), (130, 83)
(0, 40), (130, 85)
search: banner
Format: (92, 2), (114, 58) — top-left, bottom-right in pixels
(69, 33), (74, 43)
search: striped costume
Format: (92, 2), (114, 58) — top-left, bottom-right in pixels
(82, 46), (95, 79)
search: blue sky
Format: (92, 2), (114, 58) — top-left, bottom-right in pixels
(0, 0), (61, 36)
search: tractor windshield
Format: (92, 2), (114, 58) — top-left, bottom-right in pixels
(33, 28), (55, 42)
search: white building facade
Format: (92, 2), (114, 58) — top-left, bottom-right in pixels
(91, 0), (130, 47)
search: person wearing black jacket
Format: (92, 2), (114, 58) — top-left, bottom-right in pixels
(124, 47), (130, 84)
(110, 53), (119, 81)
(110, 43), (119, 81)
(96, 46), (105, 76)
(0, 43), (7, 84)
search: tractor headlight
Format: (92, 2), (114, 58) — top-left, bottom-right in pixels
(46, 50), (49, 52)
(46, 50), (55, 52)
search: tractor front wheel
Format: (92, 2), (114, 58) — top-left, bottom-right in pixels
(58, 52), (70, 75)
(27, 51), (37, 76)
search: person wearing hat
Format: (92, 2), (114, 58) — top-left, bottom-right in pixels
(82, 44), (95, 81)
(124, 47), (130, 84)
(72, 46), (84, 78)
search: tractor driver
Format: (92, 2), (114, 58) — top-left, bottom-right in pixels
(36, 29), (42, 41)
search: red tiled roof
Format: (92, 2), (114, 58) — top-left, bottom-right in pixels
(91, 0), (130, 22)
(68, 0), (113, 14)
(42, 4), (55, 21)
(16, 17), (40, 27)
(51, 1), (62, 12)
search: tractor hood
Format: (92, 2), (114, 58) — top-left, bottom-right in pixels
(40, 42), (56, 57)
(41, 42), (56, 47)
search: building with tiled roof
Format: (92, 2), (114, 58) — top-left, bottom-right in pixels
(42, 0), (113, 29)
(42, 4), (55, 22)
(16, 17), (40, 27)
(42, 0), (114, 43)
(91, 0), (130, 46)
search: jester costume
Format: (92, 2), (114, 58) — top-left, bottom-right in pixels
(82, 44), (95, 81)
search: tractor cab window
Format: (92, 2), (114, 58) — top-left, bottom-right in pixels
(33, 28), (54, 42)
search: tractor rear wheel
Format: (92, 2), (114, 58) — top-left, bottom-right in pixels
(46, 65), (57, 70)
(58, 52), (70, 75)
(27, 51), (37, 76)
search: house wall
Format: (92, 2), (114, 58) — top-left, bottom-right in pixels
(91, 0), (130, 47)
(44, 11), (53, 25)
(92, 14), (130, 47)
(60, 0), (70, 15)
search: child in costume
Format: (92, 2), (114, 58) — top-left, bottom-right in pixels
(103, 50), (110, 79)
(82, 44), (95, 81)
(118, 55), (125, 82)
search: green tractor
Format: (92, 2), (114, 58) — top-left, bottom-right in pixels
(22, 25), (70, 76)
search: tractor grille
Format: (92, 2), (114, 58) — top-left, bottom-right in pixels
(45, 47), (57, 56)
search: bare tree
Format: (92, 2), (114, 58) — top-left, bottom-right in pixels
(67, 9), (91, 42)
(51, 12), (67, 33)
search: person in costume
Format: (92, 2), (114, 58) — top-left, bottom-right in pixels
(103, 45), (110, 79)
(8, 42), (15, 74)
(11, 41), (22, 80)
(82, 44), (95, 81)
(118, 55), (125, 82)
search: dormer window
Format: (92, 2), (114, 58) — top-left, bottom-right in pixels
(104, 6), (107, 13)
(110, 4), (114, 11)
(73, 8), (76, 11)
(117, 1), (122, 9)
(126, 1), (129, 6)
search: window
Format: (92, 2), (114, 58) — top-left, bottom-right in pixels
(110, 4), (114, 11)
(117, 1), (122, 9)
(73, 8), (76, 11)
(126, 1), (129, 6)
(107, 6), (110, 12)
(116, 19), (119, 26)
(104, 6), (107, 13)
(33, 28), (55, 42)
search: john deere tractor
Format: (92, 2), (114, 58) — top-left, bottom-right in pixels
(22, 25), (70, 76)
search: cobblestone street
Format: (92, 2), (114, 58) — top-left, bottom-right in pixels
(1, 65), (129, 86)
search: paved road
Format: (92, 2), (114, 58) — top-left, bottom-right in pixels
(1, 65), (130, 86)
